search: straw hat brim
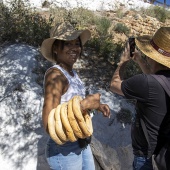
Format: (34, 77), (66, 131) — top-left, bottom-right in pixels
(135, 35), (170, 68)
(41, 29), (91, 63)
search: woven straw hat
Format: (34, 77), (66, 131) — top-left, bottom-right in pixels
(135, 27), (170, 68)
(41, 22), (91, 63)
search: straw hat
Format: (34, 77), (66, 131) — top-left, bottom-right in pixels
(41, 22), (91, 63)
(135, 27), (170, 68)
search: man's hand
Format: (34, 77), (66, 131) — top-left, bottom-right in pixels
(98, 103), (111, 118)
(118, 42), (131, 65)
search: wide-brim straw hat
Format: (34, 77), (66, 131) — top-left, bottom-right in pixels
(41, 22), (91, 63)
(135, 27), (170, 68)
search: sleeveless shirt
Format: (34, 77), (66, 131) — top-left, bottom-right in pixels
(44, 65), (86, 104)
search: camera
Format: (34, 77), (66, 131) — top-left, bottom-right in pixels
(128, 37), (136, 57)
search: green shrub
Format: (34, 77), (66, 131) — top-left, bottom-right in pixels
(116, 108), (133, 125)
(0, 0), (53, 46)
(70, 7), (97, 27)
(88, 36), (124, 64)
(87, 17), (118, 61)
(141, 6), (170, 23)
(114, 23), (130, 35)
(153, 6), (167, 23)
(50, 6), (96, 29)
(115, 8), (124, 18)
(123, 60), (142, 79)
(95, 17), (111, 36)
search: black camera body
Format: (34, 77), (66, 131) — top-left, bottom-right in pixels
(129, 37), (136, 57)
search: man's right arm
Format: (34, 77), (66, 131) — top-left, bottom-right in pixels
(133, 50), (151, 74)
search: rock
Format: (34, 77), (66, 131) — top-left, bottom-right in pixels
(117, 145), (134, 170)
(91, 136), (121, 170)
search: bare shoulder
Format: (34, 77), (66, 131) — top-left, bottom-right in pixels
(45, 68), (67, 82)
(44, 68), (68, 90)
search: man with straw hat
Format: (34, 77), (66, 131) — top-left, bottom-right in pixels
(41, 22), (110, 170)
(110, 27), (170, 169)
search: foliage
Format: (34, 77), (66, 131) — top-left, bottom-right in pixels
(115, 8), (124, 18)
(0, 0), (53, 46)
(88, 17), (118, 61)
(50, 6), (97, 29)
(116, 108), (133, 125)
(0, 0), (153, 77)
(69, 7), (97, 27)
(140, 5), (170, 23)
(95, 17), (111, 36)
(123, 60), (142, 79)
(89, 37), (123, 61)
(114, 23), (130, 35)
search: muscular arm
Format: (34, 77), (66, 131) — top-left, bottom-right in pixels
(42, 68), (68, 133)
(110, 61), (128, 96)
(110, 43), (130, 96)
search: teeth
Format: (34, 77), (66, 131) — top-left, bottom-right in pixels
(69, 54), (76, 56)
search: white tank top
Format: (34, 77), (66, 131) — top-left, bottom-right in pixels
(44, 65), (86, 104)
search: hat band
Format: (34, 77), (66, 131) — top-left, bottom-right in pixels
(150, 39), (170, 57)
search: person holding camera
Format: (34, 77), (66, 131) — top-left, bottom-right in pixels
(110, 27), (170, 169)
(41, 21), (110, 170)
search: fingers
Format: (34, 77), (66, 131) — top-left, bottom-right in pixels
(103, 106), (111, 118)
(120, 44), (131, 62)
(98, 104), (111, 118)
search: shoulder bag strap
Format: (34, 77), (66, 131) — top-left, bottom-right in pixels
(150, 75), (170, 97)
(140, 74), (170, 157)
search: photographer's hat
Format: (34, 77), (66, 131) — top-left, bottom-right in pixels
(135, 27), (170, 68)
